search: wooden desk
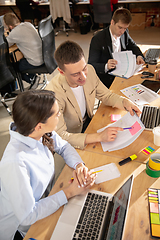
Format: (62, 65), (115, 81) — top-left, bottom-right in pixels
(24, 150), (144, 240)
(84, 70), (160, 161)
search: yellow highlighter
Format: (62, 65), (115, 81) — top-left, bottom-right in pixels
(119, 154), (137, 166)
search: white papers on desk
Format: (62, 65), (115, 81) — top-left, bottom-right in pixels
(109, 51), (143, 79)
(97, 112), (145, 152)
(93, 163), (121, 184)
(120, 84), (160, 105)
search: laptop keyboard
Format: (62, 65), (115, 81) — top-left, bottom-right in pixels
(72, 192), (108, 240)
(140, 105), (160, 129)
(145, 48), (160, 63)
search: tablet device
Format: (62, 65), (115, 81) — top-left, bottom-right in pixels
(141, 80), (160, 93)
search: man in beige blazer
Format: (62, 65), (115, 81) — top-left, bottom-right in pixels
(46, 41), (141, 150)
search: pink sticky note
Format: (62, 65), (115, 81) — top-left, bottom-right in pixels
(111, 114), (121, 122)
(129, 121), (142, 135)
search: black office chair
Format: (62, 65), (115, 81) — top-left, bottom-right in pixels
(0, 26), (18, 115)
(21, 15), (57, 89)
(93, 0), (112, 28)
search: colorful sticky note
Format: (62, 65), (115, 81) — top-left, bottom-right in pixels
(146, 147), (152, 153)
(148, 146), (155, 152)
(141, 146), (155, 155)
(150, 213), (160, 225)
(111, 114), (121, 122)
(149, 189), (157, 193)
(149, 197), (159, 201)
(149, 194), (159, 198)
(129, 121), (142, 136)
(151, 224), (160, 237)
(143, 149), (150, 155)
(149, 191), (158, 195)
(142, 150), (149, 155)
(150, 202), (159, 213)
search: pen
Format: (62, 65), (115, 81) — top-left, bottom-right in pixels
(70, 170), (103, 180)
(123, 127), (133, 130)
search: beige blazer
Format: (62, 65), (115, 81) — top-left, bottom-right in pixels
(46, 64), (125, 149)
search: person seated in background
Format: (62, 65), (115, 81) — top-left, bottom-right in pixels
(3, 13), (43, 89)
(46, 40), (141, 150)
(0, 89), (96, 240)
(88, 8), (145, 88)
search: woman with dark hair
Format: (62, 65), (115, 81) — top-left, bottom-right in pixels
(0, 90), (96, 240)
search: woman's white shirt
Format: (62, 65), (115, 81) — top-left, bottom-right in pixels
(0, 122), (83, 240)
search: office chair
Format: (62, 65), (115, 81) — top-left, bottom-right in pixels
(0, 26), (18, 115)
(21, 15), (57, 89)
(50, 0), (75, 37)
(93, 0), (112, 27)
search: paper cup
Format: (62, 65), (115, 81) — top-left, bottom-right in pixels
(148, 59), (157, 74)
(153, 126), (160, 146)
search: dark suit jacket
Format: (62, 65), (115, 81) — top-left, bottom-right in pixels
(88, 27), (144, 88)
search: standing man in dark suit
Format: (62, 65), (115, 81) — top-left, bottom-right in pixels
(88, 8), (145, 88)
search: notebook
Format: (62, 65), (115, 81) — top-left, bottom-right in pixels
(51, 175), (134, 240)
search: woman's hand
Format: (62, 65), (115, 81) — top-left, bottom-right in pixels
(75, 163), (88, 187)
(64, 170), (97, 200)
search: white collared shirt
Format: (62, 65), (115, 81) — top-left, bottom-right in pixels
(109, 28), (121, 53)
(105, 29), (121, 72)
(0, 123), (83, 240)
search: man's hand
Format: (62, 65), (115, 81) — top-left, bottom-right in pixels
(107, 59), (118, 70)
(136, 56), (145, 65)
(123, 98), (141, 117)
(85, 127), (123, 146)
(98, 127), (123, 143)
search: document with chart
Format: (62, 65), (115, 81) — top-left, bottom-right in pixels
(109, 51), (143, 78)
(120, 84), (160, 105)
(97, 112), (145, 152)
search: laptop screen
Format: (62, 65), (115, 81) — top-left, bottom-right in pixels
(105, 175), (133, 240)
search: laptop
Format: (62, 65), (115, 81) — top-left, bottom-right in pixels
(139, 105), (160, 130)
(51, 175), (134, 240)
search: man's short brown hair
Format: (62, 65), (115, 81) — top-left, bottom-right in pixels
(54, 40), (84, 71)
(3, 13), (20, 27)
(112, 8), (132, 24)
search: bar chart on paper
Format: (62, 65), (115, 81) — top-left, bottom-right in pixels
(120, 84), (160, 105)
